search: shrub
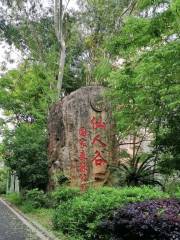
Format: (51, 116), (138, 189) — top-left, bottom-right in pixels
(23, 188), (47, 208)
(50, 186), (81, 207)
(52, 186), (169, 239)
(99, 199), (180, 240)
(0, 168), (7, 194)
(163, 173), (180, 196)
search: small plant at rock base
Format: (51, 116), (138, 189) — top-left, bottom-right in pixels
(121, 154), (162, 187)
(111, 153), (163, 189)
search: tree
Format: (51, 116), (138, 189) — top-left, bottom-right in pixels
(0, 0), (85, 96)
(0, 63), (56, 121)
(0, 1), (86, 190)
(105, 0), (180, 172)
(156, 107), (180, 173)
(3, 123), (48, 190)
(77, 0), (131, 85)
(0, 64), (53, 190)
(54, 0), (67, 97)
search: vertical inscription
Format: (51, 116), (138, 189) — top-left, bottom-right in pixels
(79, 127), (88, 191)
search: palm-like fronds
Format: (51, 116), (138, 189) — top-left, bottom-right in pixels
(110, 154), (163, 188)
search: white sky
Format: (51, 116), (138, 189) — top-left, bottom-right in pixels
(42, 0), (78, 10)
(67, 0), (78, 10)
(0, 41), (22, 76)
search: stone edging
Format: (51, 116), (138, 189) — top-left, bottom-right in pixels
(0, 198), (58, 240)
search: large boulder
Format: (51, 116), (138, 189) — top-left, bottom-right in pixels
(48, 86), (117, 190)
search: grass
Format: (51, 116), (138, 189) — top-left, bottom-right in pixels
(25, 208), (72, 240)
(25, 208), (54, 229)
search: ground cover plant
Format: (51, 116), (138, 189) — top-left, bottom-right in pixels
(52, 186), (169, 239)
(99, 199), (180, 240)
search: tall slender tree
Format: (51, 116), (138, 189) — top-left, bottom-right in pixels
(54, 0), (70, 97)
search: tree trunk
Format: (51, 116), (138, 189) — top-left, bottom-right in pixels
(57, 39), (66, 98)
(54, 0), (67, 98)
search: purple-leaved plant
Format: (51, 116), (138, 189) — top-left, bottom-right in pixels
(99, 199), (180, 240)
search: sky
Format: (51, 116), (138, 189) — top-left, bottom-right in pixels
(68, 0), (78, 10)
(42, 0), (78, 10)
(0, 41), (22, 76)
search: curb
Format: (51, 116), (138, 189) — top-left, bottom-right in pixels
(0, 198), (58, 240)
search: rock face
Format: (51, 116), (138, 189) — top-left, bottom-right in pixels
(48, 86), (117, 190)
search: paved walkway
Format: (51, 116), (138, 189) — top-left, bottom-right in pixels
(0, 199), (40, 240)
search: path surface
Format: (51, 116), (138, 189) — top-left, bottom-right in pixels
(0, 199), (40, 240)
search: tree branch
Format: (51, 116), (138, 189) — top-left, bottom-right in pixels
(119, 139), (151, 146)
(63, 0), (70, 14)
(120, 0), (137, 18)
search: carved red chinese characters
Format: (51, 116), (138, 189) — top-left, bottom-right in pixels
(79, 139), (87, 148)
(92, 134), (107, 147)
(79, 151), (87, 160)
(79, 163), (88, 173)
(90, 116), (108, 170)
(79, 127), (88, 137)
(91, 116), (106, 130)
(79, 127), (88, 191)
(92, 150), (107, 166)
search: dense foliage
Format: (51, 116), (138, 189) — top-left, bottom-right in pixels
(3, 123), (48, 190)
(50, 186), (81, 207)
(104, 0), (180, 174)
(0, 64), (56, 119)
(6, 186), (81, 211)
(0, 168), (7, 194)
(23, 188), (47, 208)
(0, 64), (53, 190)
(0, 1), (86, 94)
(52, 186), (169, 239)
(99, 199), (180, 240)
(157, 109), (180, 173)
